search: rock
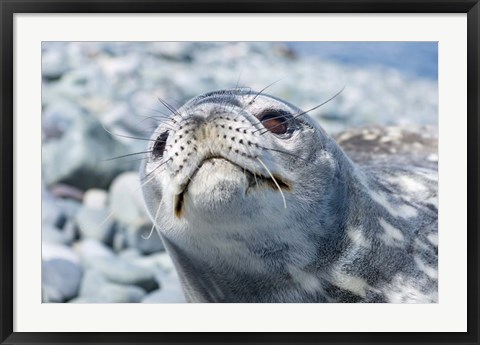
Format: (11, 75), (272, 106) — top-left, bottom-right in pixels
(50, 184), (84, 201)
(39, 41), (440, 305)
(99, 54), (140, 79)
(79, 269), (146, 303)
(73, 239), (114, 267)
(142, 288), (185, 303)
(111, 227), (128, 252)
(42, 65), (103, 106)
(42, 185), (80, 243)
(42, 223), (76, 245)
(142, 270), (185, 303)
(108, 172), (150, 226)
(75, 206), (115, 244)
(148, 42), (194, 62)
(41, 197), (81, 244)
(118, 247), (142, 260)
(93, 256), (159, 292)
(41, 46), (70, 80)
(68, 296), (111, 303)
(131, 252), (176, 275)
(42, 100), (87, 141)
(42, 114), (137, 190)
(126, 223), (164, 255)
(55, 198), (82, 220)
(109, 172), (164, 254)
(112, 223), (164, 254)
(83, 189), (108, 209)
(42, 242), (80, 264)
(78, 269), (106, 295)
(42, 259), (83, 302)
(42, 187), (64, 226)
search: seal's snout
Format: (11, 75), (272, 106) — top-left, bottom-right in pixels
(152, 107), (291, 218)
(146, 90), (302, 219)
(165, 110), (262, 177)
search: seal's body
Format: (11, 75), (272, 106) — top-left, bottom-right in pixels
(141, 89), (438, 303)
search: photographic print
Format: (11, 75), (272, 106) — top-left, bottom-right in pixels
(41, 41), (438, 304)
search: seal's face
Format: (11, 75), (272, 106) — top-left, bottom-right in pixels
(142, 89), (335, 233)
(140, 89), (438, 303)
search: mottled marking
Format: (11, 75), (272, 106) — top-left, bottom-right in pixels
(141, 89), (438, 303)
(369, 190), (418, 219)
(347, 227), (371, 248)
(414, 256), (438, 280)
(330, 267), (372, 298)
(388, 175), (428, 194)
(385, 274), (437, 303)
(287, 265), (323, 294)
(414, 238), (430, 251)
(378, 218), (405, 247)
(427, 233), (438, 246)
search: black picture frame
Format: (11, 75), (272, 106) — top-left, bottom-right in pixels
(1, 1), (479, 344)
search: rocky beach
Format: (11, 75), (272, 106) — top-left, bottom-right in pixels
(41, 42), (438, 303)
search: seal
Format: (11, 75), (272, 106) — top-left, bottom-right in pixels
(140, 88), (438, 303)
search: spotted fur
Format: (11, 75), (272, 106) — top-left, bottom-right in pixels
(141, 89), (438, 303)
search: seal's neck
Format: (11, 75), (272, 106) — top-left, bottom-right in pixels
(162, 137), (384, 302)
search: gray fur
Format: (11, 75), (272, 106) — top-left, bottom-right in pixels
(141, 88), (438, 303)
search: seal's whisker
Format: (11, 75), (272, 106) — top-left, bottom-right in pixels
(186, 161), (203, 184)
(252, 114), (296, 135)
(142, 223), (156, 240)
(234, 72), (243, 90)
(293, 86), (345, 119)
(258, 145), (309, 163)
(140, 107), (172, 118)
(99, 211), (115, 228)
(141, 157), (172, 182)
(157, 96), (187, 121)
(148, 107), (181, 125)
(142, 198), (163, 240)
(139, 88), (438, 304)
(101, 123), (157, 142)
(137, 116), (178, 130)
(234, 122), (263, 134)
(241, 79), (282, 112)
(139, 169), (162, 189)
(250, 80), (282, 104)
(127, 107), (180, 131)
(259, 86), (346, 136)
(115, 156), (152, 166)
(136, 107), (177, 123)
(256, 157), (287, 209)
(102, 125), (162, 142)
(102, 150), (155, 162)
(253, 171), (259, 188)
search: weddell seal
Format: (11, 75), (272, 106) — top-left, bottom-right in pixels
(140, 88), (438, 303)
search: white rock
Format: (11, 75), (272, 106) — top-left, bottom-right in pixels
(83, 189), (108, 209)
(42, 242), (80, 264)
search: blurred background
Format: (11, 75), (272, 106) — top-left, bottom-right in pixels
(41, 42), (438, 303)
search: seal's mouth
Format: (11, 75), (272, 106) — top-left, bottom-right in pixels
(174, 156), (290, 218)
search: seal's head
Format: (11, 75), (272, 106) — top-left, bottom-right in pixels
(142, 88), (345, 235)
(140, 88), (438, 303)
(140, 88), (353, 301)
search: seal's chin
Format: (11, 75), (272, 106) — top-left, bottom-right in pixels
(173, 157), (290, 218)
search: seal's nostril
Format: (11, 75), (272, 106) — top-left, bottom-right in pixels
(153, 131), (169, 159)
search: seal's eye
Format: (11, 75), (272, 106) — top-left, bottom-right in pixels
(153, 131), (169, 159)
(259, 111), (289, 135)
